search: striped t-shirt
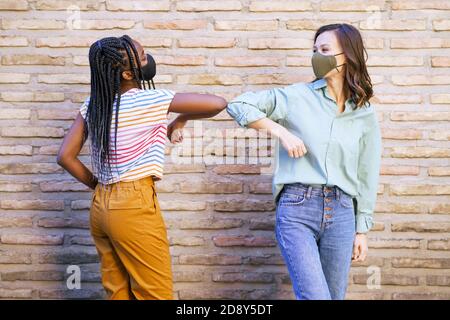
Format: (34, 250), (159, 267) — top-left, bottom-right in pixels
(79, 88), (176, 185)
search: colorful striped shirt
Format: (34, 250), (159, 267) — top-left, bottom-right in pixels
(79, 88), (176, 185)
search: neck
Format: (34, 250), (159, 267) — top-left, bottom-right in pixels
(326, 75), (347, 104)
(119, 81), (139, 95)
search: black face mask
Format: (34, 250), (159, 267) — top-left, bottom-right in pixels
(140, 53), (156, 89)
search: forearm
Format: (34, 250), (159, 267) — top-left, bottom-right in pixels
(169, 93), (227, 115)
(58, 158), (98, 190)
(248, 117), (288, 138)
(176, 110), (223, 121)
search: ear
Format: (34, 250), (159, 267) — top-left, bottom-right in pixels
(121, 70), (133, 80)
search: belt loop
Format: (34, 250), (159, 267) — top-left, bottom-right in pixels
(306, 185), (312, 199)
(336, 188), (341, 200)
(133, 179), (139, 191)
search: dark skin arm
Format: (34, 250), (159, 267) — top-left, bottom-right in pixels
(168, 93), (226, 114)
(56, 113), (98, 190)
(166, 93), (227, 142)
(56, 93), (227, 189)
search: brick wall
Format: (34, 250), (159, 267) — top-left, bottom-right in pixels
(0, 0), (449, 300)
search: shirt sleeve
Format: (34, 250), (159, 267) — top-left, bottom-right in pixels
(161, 88), (176, 99)
(79, 96), (90, 120)
(156, 89), (176, 115)
(355, 115), (382, 233)
(226, 87), (290, 128)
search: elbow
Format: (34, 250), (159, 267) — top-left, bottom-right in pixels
(56, 155), (63, 166)
(215, 96), (227, 113)
(56, 154), (67, 167)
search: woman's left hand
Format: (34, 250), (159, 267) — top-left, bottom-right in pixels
(352, 233), (368, 262)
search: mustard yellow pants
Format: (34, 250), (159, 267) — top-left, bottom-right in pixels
(90, 175), (173, 300)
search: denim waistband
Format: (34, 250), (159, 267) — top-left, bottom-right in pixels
(282, 182), (348, 199)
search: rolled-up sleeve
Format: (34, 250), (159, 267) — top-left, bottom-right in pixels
(226, 87), (289, 128)
(79, 96), (90, 120)
(355, 117), (382, 233)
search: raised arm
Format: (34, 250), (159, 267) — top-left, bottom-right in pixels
(227, 88), (307, 158)
(168, 93), (227, 117)
(166, 93), (227, 143)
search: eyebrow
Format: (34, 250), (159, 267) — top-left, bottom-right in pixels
(313, 44), (330, 49)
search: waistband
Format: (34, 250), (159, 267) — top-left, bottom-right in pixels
(283, 182), (348, 198)
(97, 175), (155, 192)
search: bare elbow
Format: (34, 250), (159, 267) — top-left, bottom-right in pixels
(56, 154), (67, 166)
(215, 96), (227, 113)
(56, 155), (63, 166)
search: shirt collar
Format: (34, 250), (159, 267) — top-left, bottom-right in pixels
(312, 78), (357, 114)
(311, 78), (327, 90)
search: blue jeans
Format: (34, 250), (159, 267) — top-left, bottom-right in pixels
(275, 183), (356, 300)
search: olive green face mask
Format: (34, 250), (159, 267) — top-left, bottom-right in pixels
(311, 51), (345, 79)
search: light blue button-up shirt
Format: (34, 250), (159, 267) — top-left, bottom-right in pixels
(226, 78), (382, 233)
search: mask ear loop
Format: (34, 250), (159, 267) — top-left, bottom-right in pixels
(335, 63), (346, 73)
(334, 52), (346, 73)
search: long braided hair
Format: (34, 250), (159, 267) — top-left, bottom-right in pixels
(84, 35), (147, 184)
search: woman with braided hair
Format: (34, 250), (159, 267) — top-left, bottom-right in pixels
(56, 35), (226, 300)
